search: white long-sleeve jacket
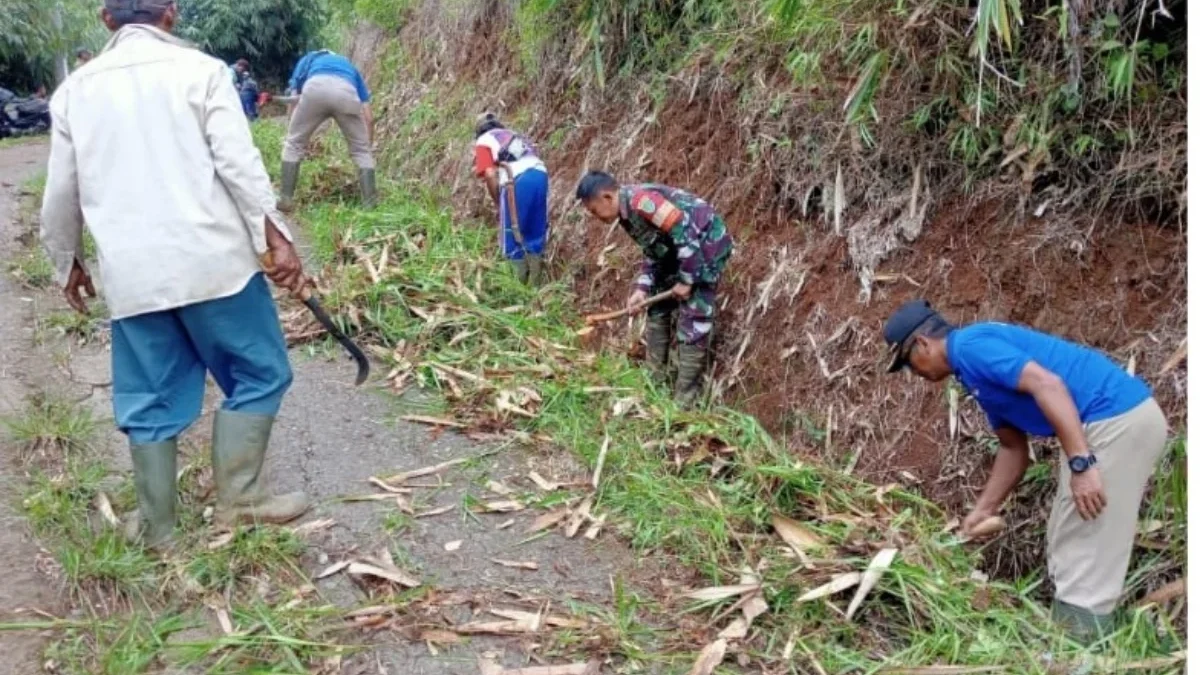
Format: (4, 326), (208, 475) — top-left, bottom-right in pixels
(40, 24), (291, 320)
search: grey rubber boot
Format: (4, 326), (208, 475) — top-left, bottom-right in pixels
(643, 313), (672, 385)
(525, 254), (545, 286)
(123, 439), (178, 551)
(510, 257), (530, 285)
(358, 168), (377, 208)
(212, 410), (309, 526)
(674, 343), (708, 408)
(1051, 599), (1113, 643)
(278, 161), (301, 213)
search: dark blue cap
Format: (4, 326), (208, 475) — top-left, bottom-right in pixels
(883, 299), (940, 372)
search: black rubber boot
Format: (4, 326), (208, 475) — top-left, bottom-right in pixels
(644, 313), (672, 385)
(358, 168), (377, 208)
(1051, 599), (1113, 644)
(674, 343), (708, 409)
(525, 254), (545, 286)
(212, 410), (309, 527)
(510, 258), (530, 285)
(124, 439), (178, 551)
(278, 161), (300, 213)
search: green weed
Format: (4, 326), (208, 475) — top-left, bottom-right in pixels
(4, 393), (97, 457)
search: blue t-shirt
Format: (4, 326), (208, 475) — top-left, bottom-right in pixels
(288, 51), (370, 103)
(947, 322), (1151, 437)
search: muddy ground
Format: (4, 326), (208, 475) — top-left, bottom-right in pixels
(0, 141), (666, 674)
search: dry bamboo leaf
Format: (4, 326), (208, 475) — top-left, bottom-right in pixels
(385, 457), (470, 483)
(797, 572), (863, 604)
(1157, 337), (1187, 376)
(416, 504), (455, 518)
(495, 665), (591, 675)
(316, 560), (350, 580)
(419, 628), (461, 645)
(528, 471), (561, 491)
(781, 632), (796, 660)
(1138, 578), (1185, 607)
(717, 617), (748, 640)
(492, 558), (539, 570)
(878, 662), (1008, 667)
(95, 492), (120, 528)
(290, 518), (336, 536)
(486, 480), (515, 496)
(682, 584), (761, 602)
(687, 639), (728, 675)
(348, 562), (421, 588)
(395, 495), (413, 514)
(496, 518), (515, 530)
(368, 477), (412, 494)
(398, 415), (467, 429)
(444, 540), (463, 552)
(584, 514), (607, 540)
(488, 608), (543, 632)
(342, 493), (398, 503)
(479, 500), (524, 513)
(564, 498), (593, 538)
(846, 548), (899, 620)
(206, 531), (235, 550)
(591, 436), (609, 489)
(456, 620), (529, 635)
(215, 607), (233, 635)
(527, 507), (572, 533)
(771, 514), (825, 556)
(344, 604), (397, 619)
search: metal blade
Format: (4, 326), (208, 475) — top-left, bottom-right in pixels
(303, 296), (370, 385)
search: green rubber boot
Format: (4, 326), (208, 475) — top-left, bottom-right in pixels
(674, 343), (709, 409)
(358, 168), (377, 208)
(123, 439), (178, 551)
(511, 257), (530, 285)
(525, 254), (545, 286)
(278, 161), (301, 213)
(212, 410), (310, 527)
(1051, 599), (1113, 644)
(644, 313), (672, 385)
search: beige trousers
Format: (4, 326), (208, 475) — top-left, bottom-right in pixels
(282, 75), (374, 169)
(1047, 398), (1168, 614)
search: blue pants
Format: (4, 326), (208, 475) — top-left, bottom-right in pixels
(111, 274), (292, 444)
(499, 168), (549, 260)
(240, 86), (259, 121)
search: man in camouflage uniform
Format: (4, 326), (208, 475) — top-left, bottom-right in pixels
(576, 171), (734, 406)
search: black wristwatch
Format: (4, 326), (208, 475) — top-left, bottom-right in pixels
(1068, 453), (1097, 474)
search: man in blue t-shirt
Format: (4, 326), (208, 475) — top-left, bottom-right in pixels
(883, 299), (1168, 641)
(279, 50), (375, 210)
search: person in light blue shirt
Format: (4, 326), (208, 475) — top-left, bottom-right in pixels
(279, 50), (375, 210)
(883, 299), (1168, 642)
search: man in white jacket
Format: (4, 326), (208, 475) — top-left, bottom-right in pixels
(41, 0), (309, 550)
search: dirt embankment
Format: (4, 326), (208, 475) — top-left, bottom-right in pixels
(345, 10), (1187, 504)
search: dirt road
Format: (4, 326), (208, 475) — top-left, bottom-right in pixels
(0, 140), (654, 673)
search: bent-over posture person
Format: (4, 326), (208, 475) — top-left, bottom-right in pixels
(576, 171), (733, 407)
(280, 49), (375, 210)
(41, 0), (310, 550)
(473, 112), (549, 285)
(882, 299), (1168, 640)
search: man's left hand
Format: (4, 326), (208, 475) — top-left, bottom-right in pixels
(64, 261), (95, 315)
(1070, 466), (1107, 520)
(671, 282), (693, 301)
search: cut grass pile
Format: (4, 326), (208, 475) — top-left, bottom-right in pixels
(251, 119), (1186, 672)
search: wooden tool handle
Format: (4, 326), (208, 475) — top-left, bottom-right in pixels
(584, 290), (675, 326)
(964, 515), (1006, 540)
(258, 251), (311, 300)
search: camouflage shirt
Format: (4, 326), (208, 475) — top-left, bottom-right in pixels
(618, 184), (734, 291)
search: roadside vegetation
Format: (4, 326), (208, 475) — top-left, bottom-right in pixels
(250, 118), (1186, 672)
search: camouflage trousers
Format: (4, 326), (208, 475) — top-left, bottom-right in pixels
(647, 282), (717, 346)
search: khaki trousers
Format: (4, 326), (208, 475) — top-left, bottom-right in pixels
(282, 75), (374, 169)
(1047, 398), (1168, 614)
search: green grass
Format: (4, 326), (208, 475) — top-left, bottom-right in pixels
(253, 119), (1186, 671)
(1, 391), (351, 671)
(4, 393), (98, 458)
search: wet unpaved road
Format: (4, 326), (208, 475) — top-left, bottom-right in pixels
(0, 141), (661, 673)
